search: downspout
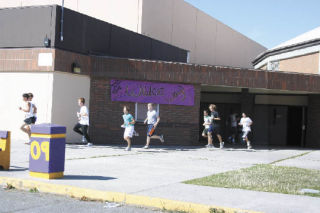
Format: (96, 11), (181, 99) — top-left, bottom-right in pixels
(60, 0), (64, 41)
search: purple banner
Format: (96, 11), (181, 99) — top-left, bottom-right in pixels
(110, 79), (194, 106)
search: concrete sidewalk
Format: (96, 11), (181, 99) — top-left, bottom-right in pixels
(1, 141), (319, 213)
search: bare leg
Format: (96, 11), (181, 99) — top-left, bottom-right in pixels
(245, 136), (251, 148)
(125, 137), (131, 148)
(217, 134), (223, 143)
(207, 132), (213, 145)
(146, 136), (151, 147)
(217, 134), (224, 148)
(20, 123), (31, 139)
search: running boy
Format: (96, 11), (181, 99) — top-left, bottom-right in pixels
(28, 93), (37, 124)
(228, 111), (238, 144)
(19, 93), (35, 143)
(73, 98), (92, 146)
(143, 103), (164, 149)
(208, 104), (224, 149)
(202, 110), (212, 139)
(239, 113), (253, 149)
(122, 105), (135, 151)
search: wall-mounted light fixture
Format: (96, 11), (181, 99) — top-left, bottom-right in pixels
(44, 36), (51, 47)
(71, 62), (81, 74)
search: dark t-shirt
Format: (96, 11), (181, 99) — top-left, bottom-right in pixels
(211, 111), (220, 127)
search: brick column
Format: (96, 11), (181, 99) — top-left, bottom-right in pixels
(306, 95), (320, 148)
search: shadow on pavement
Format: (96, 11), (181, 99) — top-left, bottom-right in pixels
(5, 166), (29, 172)
(61, 175), (117, 181)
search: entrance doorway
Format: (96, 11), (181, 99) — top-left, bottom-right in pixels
(254, 105), (307, 147)
(287, 106), (307, 147)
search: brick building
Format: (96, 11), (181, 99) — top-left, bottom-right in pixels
(1, 5), (320, 148)
(253, 26), (320, 74)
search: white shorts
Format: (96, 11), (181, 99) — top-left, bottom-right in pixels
(242, 130), (251, 138)
(124, 126), (134, 138)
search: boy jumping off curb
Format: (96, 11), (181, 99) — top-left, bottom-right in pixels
(19, 93), (35, 144)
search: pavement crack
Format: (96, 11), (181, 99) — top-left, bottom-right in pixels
(270, 151), (314, 164)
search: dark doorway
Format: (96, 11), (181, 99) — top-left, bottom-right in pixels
(287, 106), (306, 147)
(252, 105), (307, 147)
(268, 106), (288, 146)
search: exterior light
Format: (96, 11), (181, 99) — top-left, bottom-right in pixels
(71, 63), (81, 74)
(44, 36), (51, 47)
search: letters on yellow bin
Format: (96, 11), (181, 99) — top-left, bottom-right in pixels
(29, 124), (66, 179)
(0, 131), (10, 170)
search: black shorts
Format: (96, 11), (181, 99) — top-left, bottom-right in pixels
(24, 117), (36, 125)
(212, 125), (221, 135)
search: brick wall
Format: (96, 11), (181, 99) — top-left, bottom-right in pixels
(0, 48), (54, 72)
(2, 48), (320, 94)
(89, 77), (201, 146)
(306, 95), (320, 147)
(279, 52), (319, 74)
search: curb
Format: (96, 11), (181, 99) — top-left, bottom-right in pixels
(0, 176), (262, 213)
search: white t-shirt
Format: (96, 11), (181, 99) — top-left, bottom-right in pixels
(30, 101), (37, 118)
(147, 110), (158, 125)
(240, 117), (252, 132)
(79, 106), (89, 125)
(24, 102), (34, 118)
(204, 116), (211, 129)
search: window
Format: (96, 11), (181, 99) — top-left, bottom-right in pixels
(268, 61), (279, 71)
(135, 103), (160, 122)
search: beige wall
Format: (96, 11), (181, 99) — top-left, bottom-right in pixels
(0, 72), (53, 140)
(260, 64), (267, 70)
(0, 71), (90, 142)
(141, 0), (266, 68)
(51, 72), (90, 143)
(255, 95), (308, 106)
(279, 52), (319, 74)
(0, 0), (265, 68)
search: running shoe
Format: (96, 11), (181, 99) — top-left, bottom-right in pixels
(220, 142), (224, 149)
(82, 136), (86, 143)
(160, 135), (165, 143)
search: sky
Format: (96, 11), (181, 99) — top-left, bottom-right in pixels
(184, 0), (320, 49)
